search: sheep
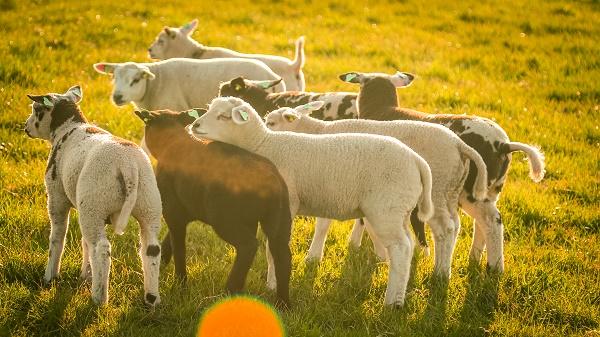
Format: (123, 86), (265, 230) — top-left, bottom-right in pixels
(147, 19), (306, 91)
(265, 101), (489, 277)
(93, 58), (285, 154)
(133, 107), (293, 307)
(189, 96), (435, 307)
(219, 76), (358, 120)
(24, 85), (162, 306)
(340, 71), (546, 272)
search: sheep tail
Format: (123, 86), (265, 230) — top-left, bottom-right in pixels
(504, 142), (546, 182)
(291, 36), (305, 72)
(113, 163), (139, 235)
(459, 141), (489, 201)
(415, 157), (434, 222)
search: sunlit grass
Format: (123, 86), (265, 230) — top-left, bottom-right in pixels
(1, 0), (599, 336)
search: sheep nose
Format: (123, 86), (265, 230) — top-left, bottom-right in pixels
(147, 48), (152, 52)
(113, 94), (123, 102)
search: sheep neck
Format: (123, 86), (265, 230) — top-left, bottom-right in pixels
(144, 125), (194, 161)
(295, 117), (327, 134)
(358, 80), (430, 121)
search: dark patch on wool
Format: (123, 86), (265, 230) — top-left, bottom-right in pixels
(337, 96), (356, 120)
(295, 74), (300, 81)
(117, 172), (128, 197)
(49, 100), (87, 134)
(146, 245), (161, 257)
(46, 127), (76, 180)
(496, 214), (503, 226)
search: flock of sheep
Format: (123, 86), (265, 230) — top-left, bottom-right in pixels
(23, 19), (546, 310)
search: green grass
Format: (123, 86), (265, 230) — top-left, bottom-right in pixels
(1, 0), (599, 336)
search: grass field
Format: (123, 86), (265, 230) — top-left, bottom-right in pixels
(1, 0), (599, 336)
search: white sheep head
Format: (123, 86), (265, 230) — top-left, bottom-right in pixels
(147, 19), (198, 59)
(93, 62), (155, 106)
(264, 101), (325, 131)
(190, 97), (263, 146)
(25, 85), (83, 140)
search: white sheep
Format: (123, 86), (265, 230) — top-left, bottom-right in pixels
(189, 96), (434, 307)
(93, 58), (285, 111)
(24, 86), (162, 306)
(265, 101), (489, 278)
(147, 19), (306, 91)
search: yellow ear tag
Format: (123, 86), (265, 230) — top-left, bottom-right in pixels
(345, 73), (357, 82)
(239, 110), (248, 121)
(187, 109), (200, 119)
(43, 97), (54, 107)
(284, 114), (296, 122)
(234, 84), (242, 91)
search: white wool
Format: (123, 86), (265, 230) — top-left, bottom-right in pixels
(94, 58), (286, 111)
(266, 104), (489, 277)
(190, 97), (435, 307)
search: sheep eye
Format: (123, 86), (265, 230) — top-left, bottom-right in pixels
(130, 78), (141, 86)
(266, 122), (275, 127)
(217, 114), (232, 121)
(158, 40), (164, 45)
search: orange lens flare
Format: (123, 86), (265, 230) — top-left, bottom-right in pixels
(197, 296), (285, 337)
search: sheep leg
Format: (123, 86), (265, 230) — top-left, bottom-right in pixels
(169, 225), (188, 282)
(363, 219), (388, 261)
(428, 211), (458, 278)
(269, 236), (292, 308)
(79, 216), (111, 305)
(265, 241), (277, 290)
(138, 216), (162, 306)
(160, 231), (173, 265)
(470, 220), (487, 264)
(461, 199), (504, 272)
(348, 218), (365, 248)
(44, 198), (70, 284)
(367, 213), (413, 307)
(79, 237), (91, 282)
(305, 217), (333, 261)
(226, 238), (258, 294)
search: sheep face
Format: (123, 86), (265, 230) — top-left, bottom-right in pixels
(93, 62), (155, 106)
(190, 97), (260, 146)
(25, 86), (83, 140)
(148, 19), (198, 59)
(264, 101), (324, 131)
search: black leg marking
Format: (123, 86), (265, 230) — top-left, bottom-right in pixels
(146, 244), (160, 257)
(145, 293), (157, 304)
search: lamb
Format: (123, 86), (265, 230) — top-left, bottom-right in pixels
(189, 96), (435, 307)
(147, 19), (306, 91)
(133, 108), (293, 307)
(340, 71), (546, 272)
(265, 101), (489, 277)
(219, 76), (358, 120)
(93, 58), (285, 112)
(24, 86), (162, 306)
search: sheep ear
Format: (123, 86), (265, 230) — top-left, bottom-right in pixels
(141, 67), (156, 80)
(180, 19), (198, 35)
(164, 27), (176, 38)
(231, 77), (246, 92)
(134, 109), (154, 124)
(339, 72), (362, 84)
(93, 63), (116, 75)
(282, 109), (301, 122)
(65, 85), (83, 103)
(231, 106), (251, 124)
(390, 72), (415, 88)
(27, 94), (53, 107)
(257, 78), (282, 90)
(295, 101), (324, 115)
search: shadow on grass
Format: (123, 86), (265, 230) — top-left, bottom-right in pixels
(448, 262), (501, 337)
(0, 257), (101, 336)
